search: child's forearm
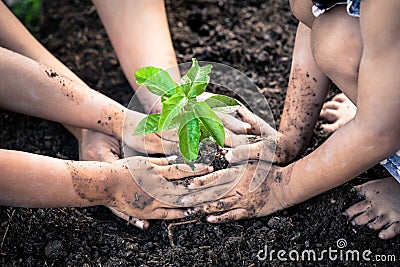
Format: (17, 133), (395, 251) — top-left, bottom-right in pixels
(0, 47), (126, 140)
(286, 114), (399, 205)
(278, 23), (331, 162)
(0, 149), (113, 208)
(0, 2), (93, 139)
(0, 2), (85, 85)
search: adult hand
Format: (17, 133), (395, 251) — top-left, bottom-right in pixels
(183, 161), (291, 223)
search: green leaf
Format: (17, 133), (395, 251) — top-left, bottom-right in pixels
(135, 67), (178, 97)
(180, 58), (213, 98)
(158, 92), (187, 131)
(199, 122), (212, 141)
(204, 95), (240, 113)
(163, 114), (181, 130)
(193, 102), (225, 147)
(133, 114), (161, 135)
(178, 111), (201, 162)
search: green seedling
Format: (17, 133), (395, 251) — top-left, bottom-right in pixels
(133, 58), (240, 162)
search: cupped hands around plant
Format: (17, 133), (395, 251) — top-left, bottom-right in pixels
(133, 58), (241, 162)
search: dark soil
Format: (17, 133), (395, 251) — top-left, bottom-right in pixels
(0, 0), (398, 266)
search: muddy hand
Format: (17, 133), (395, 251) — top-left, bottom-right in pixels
(222, 105), (281, 162)
(224, 132), (281, 164)
(187, 162), (290, 223)
(219, 106), (277, 148)
(235, 105), (276, 136)
(124, 129), (179, 156)
(217, 106), (277, 146)
(108, 156), (214, 219)
(78, 129), (151, 229)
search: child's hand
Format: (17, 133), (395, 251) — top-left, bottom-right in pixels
(106, 156), (213, 220)
(198, 92), (276, 136)
(230, 105), (276, 136)
(123, 108), (266, 156)
(122, 110), (180, 155)
(77, 130), (154, 229)
(78, 129), (121, 163)
(185, 161), (291, 223)
(124, 129), (180, 156)
(224, 132), (285, 164)
(218, 105), (286, 164)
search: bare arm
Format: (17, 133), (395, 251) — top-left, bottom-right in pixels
(277, 22), (331, 162)
(188, 1), (400, 222)
(0, 149), (112, 208)
(0, 149), (203, 220)
(225, 23), (331, 164)
(0, 47), (127, 140)
(0, 1), (88, 137)
(276, 0), (400, 204)
(92, 0), (179, 113)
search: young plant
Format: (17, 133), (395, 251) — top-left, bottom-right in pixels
(133, 58), (240, 162)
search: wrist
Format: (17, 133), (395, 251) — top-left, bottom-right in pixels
(274, 132), (304, 165)
(69, 161), (116, 206)
(273, 132), (290, 164)
(137, 94), (162, 114)
(110, 107), (128, 141)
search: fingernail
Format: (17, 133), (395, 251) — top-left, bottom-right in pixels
(208, 166), (214, 172)
(183, 210), (189, 217)
(206, 216), (215, 223)
(167, 155), (178, 161)
(188, 183), (195, 189)
(244, 123), (251, 130)
(342, 212), (348, 218)
(351, 220), (356, 226)
(134, 220), (145, 229)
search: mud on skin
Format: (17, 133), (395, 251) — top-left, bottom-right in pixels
(131, 183), (154, 210)
(2, 0), (397, 265)
(278, 65), (323, 163)
(199, 161), (289, 221)
(66, 161), (114, 204)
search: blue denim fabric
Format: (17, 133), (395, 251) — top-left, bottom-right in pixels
(312, 0), (361, 17)
(381, 151), (400, 183)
